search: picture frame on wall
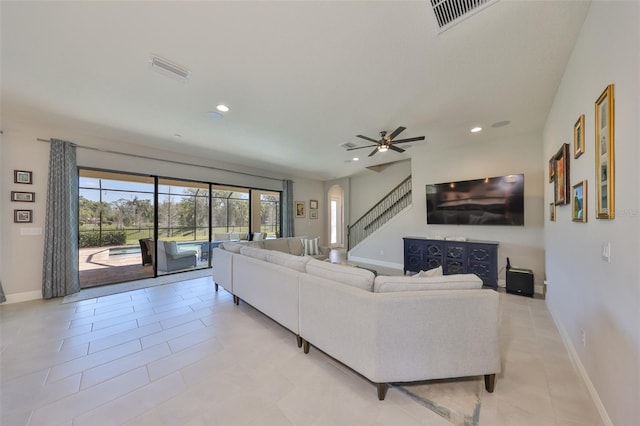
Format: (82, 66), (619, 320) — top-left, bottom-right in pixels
(309, 210), (318, 219)
(309, 199), (318, 209)
(14, 170), (33, 184)
(11, 191), (35, 202)
(548, 156), (555, 183)
(553, 143), (570, 205)
(572, 180), (587, 222)
(14, 209), (33, 223)
(295, 201), (305, 218)
(549, 203), (556, 222)
(574, 114), (585, 159)
(595, 84), (615, 219)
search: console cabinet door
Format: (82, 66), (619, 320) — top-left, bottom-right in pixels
(467, 243), (497, 288)
(424, 242), (444, 270)
(403, 239), (424, 273)
(444, 243), (467, 275)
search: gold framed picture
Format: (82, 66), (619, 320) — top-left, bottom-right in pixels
(553, 143), (570, 205)
(295, 201), (305, 218)
(595, 84), (615, 219)
(574, 114), (585, 159)
(549, 203), (556, 222)
(572, 180), (587, 222)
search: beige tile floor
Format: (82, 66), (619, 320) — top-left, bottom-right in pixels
(1, 275), (602, 425)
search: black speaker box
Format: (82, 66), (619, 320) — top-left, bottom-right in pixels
(506, 268), (534, 297)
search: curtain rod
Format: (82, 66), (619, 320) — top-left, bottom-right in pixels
(37, 138), (283, 182)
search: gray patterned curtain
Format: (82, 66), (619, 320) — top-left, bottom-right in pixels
(281, 179), (294, 237)
(42, 139), (79, 299)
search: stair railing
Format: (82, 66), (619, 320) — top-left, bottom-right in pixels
(347, 175), (412, 250)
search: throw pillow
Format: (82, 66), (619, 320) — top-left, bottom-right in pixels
(302, 237), (320, 256)
(417, 266), (443, 277)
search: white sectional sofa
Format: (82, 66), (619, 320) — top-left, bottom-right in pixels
(211, 237), (500, 400)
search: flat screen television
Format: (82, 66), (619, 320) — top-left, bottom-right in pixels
(426, 174), (524, 225)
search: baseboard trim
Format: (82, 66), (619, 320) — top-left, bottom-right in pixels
(346, 256), (404, 271)
(4, 290), (41, 304)
(549, 309), (613, 426)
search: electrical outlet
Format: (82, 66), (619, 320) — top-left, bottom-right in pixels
(580, 329), (586, 347)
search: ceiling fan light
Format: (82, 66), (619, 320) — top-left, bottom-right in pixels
(378, 145), (389, 153)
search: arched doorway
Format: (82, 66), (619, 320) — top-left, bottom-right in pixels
(327, 184), (344, 248)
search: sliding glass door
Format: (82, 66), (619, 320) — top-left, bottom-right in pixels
(78, 170), (155, 288)
(157, 179), (210, 275)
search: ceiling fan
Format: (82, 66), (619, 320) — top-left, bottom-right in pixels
(346, 126), (425, 157)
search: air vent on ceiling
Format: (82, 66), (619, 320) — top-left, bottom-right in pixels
(340, 142), (359, 149)
(431, 0), (496, 31)
(150, 55), (192, 81)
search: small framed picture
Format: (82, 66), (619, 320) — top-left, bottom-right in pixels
(309, 209), (318, 219)
(295, 201), (305, 218)
(595, 84), (615, 219)
(309, 199), (318, 209)
(572, 180), (587, 222)
(14, 209), (33, 223)
(548, 156), (555, 183)
(14, 170), (33, 184)
(553, 143), (570, 205)
(549, 203), (556, 222)
(574, 114), (585, 159)
(11, 191), (35, 202)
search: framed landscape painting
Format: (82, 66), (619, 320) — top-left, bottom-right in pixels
(572, 180), (587, 222)
(595, 84), (615, 219)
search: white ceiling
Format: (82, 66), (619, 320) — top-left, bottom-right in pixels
(1, 1), (590, 180)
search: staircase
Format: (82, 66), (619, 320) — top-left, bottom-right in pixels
(347, 176), (412, 250)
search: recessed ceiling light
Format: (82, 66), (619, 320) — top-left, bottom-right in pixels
(353, 157), (359, 161)
(174, 133), (182, 138)
(207, 111), (224, 120)
(216, 104), (229, 112)
(471, 127), (482, 133)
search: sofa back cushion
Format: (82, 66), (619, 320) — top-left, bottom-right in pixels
(267, 250), (310, 272)
(214, 232), (231, 241)
(164, 241), (178, 255)
(240, 246), (269, 261)
(221, 241), (244, 253)
(263, 238), (290, 254)
(305, 259), (375, 292)
(288, 238), (304, 256)
(374, 274), (483, 293)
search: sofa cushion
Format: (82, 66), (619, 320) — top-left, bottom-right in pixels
(302, 237), (320, 256)
(417, 266), (443, 277)
(288, 238), (304, 256)
(267, 250), (310, 272)
(214, 232), (231, 241)
(240, 246), (269, 261)
(374, 274), (483, 293)
(164, 241), (178, 255)
(221, 241), (244, 253)
(263, 238), (290, 253)
(305, 259), (375, 292)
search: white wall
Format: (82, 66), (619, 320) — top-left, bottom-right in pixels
(292, 177), (325, 243)
(350, 130), (545, 287)
(349, 159), (411, 222)
(543, 2), (639, 424)
(0, 122), (323, 301)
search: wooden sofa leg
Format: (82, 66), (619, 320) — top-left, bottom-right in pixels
(296, 335), (302, 348)
(303, 340), (310, 354)
(484, 374), (496, 393)
(377, 383), (388, 401)
(233, 295), (239, 305)
(214, 283), (219, 291)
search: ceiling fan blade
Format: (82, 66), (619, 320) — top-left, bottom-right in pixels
(389, 145), (405, 153)
(392, 136), (425, 144)
(368, 147), (379, 157)
(356, 134), (379, 143)
(346, 145), (377, 151)
(388, 126), (406, 140)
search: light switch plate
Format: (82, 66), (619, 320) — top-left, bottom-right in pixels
(601, 242), (611, 263)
